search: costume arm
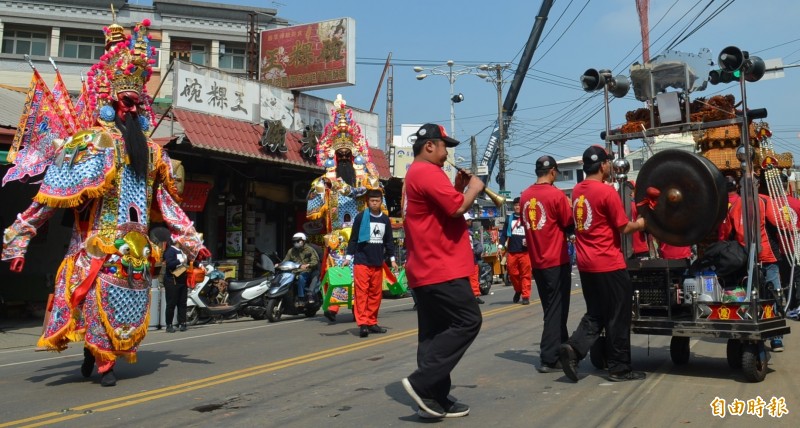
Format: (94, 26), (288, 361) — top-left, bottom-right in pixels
(2, 202), (57, 261)
(155, 185), (205, 260)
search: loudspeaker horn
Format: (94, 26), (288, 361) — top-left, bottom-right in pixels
(718, 46), (744, 72)
(609, 75), (630, 98)
(744, 55), (766, 82)
(580, 68), (604, 92)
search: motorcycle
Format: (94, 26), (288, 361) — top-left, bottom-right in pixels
(265, 260), (322, 322)
(186, 262), (271, 325)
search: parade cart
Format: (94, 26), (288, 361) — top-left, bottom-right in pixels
(583, 48), (792, 382)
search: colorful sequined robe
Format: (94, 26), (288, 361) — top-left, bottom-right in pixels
(1, 127), (204, 363)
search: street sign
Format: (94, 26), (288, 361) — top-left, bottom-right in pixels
(762, 58), (785, 80)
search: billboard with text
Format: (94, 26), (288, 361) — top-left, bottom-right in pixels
(259, 18), (355, 90)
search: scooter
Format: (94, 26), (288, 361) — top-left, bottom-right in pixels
(265, 260), (322, 322)
(186, 262), (271, 325)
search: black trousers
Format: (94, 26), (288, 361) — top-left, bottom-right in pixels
(533, 263), (572, 365)
(408, 278), (482, 407)
(567, 269), (633, 374)
(165, 279), (188, 326)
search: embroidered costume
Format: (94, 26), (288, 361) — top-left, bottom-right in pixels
(2, 14), (208, 383)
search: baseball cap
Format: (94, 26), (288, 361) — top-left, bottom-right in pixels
(413, 123), (461, 149)
(535, 155), (559, 173)
(582, 145), (611, 167)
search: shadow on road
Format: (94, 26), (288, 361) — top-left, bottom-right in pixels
(25, 349), (212, 387)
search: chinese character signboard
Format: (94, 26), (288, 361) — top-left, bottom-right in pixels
(171, 59), (378, 148)
(259, 18), (356, 90)
(173, 61), (260, 122)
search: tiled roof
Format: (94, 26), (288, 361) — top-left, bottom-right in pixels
(0, 85), (28, 129)
(172, 108), (391, 178)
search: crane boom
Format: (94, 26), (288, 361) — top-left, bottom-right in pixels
(479, 0), (554, 185)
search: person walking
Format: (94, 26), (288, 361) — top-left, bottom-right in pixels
(344, 189), (398, 338)
(520, 156), (575, 373)
(500, 198), (533, 304)
(400, 123), (484, 419)
(466, 213), (485, 304)
(161, 230), (190, 333)
(559, 145), (647, 382)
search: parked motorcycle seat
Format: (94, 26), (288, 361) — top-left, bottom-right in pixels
(227, 278), (265, 292)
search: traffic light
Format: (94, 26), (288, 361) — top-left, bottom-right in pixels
(708, 46), (766, 84)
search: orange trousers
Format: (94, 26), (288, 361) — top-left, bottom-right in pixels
(469, 264), (481, 296)
(507, 251), (532, 299)
(353, 264), (383, 326)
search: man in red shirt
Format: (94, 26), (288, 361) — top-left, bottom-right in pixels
(559, 145), (647, 382)
(521, 155), (575, 373)
(400, 123), (484, 419)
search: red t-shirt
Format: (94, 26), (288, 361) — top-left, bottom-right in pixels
(572, 180), (628, 272)
(520, 182), (574, 269)
(725, 195), (777, 263)
(659, 243), (692, 259)
(403, 161), (473, 287)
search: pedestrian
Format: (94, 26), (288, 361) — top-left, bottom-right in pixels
(719, 175), (785, 352)
(158, 228), (190, 333)
(466, 213), (485, 304)
(500, 197), (533, 304)
(281, 233), (320, 304)
(344, 189), (398, 338)
(520, 155), (575, 373)
(400, 123), (484, 419)
(559, 145), (647, 382)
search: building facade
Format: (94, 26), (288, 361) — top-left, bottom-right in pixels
(0, 0), (390, 312)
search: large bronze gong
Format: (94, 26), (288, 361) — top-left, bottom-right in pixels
(634, 149), (727, 246)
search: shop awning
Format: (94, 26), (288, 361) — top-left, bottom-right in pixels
(171, 108), (392, 178)
(180, 181), (212, 212)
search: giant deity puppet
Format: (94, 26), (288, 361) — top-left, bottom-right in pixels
(306, 95), (383, 321)
(1, 14), (210, 387)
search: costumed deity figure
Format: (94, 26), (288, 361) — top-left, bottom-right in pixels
(1, 13), (210, 387)
(306, 95), (383, 321)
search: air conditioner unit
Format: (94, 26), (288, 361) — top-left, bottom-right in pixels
(293, 181), (310, 202)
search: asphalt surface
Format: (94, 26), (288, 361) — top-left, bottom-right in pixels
(0, 277), (798, 427)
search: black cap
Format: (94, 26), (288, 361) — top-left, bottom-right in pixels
(582, 145), (611, 167)
(535, 155), (559, 173)
(413, 123), (460, 149)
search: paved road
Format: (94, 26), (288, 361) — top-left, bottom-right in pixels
(0, 280), (797, 427)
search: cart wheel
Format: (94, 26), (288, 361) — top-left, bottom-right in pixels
(726, 339), (743, 369)
(590, 336), (607, 370)
(741, 343), (768, 382)
(670, 336), (690, 365)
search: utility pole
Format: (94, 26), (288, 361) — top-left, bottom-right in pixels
(470, 136), (477, 174)
(495, 66), (505, 192)
(478, 63), (511, 192)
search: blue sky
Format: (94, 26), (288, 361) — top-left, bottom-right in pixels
(140, 0), (800, 196)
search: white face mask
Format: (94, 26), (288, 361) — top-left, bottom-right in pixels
(293, 241), (303, 249)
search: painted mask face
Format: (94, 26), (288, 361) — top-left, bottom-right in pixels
(116, 91), (141, 119)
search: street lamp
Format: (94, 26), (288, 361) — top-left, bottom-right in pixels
(477, 63), (511, 192)
(414, 60), (482, 140)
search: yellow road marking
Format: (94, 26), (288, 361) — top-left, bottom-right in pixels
(2, 293), (580, 427)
